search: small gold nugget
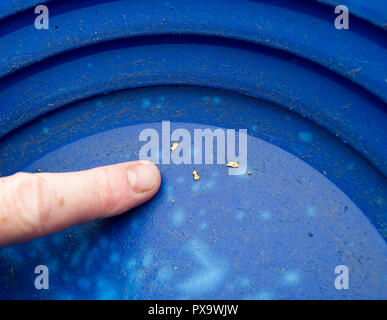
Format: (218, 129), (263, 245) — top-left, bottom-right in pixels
(193, 170), (200, 181)
(170, 142), (179, 151)
(248, 171), (252, 175)
(226, 161), (240, 168)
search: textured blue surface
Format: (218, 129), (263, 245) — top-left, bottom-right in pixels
(0, 0), (386, 299)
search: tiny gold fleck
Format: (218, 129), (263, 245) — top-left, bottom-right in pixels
(170, 142), (179, 151)
(248, 171), (252, 175)
(193, 170), (200, 181)
(226, 161), (240, 168)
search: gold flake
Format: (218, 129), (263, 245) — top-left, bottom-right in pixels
(170, 142), (179, 151)
(193, 170), (200, 181)
(247, 171), (252, 175)
(226, 161), (240, 168)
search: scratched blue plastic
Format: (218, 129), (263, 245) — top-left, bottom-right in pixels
(0, 0), (386, 299)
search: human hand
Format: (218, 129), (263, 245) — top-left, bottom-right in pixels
(0, 161), (161, 247)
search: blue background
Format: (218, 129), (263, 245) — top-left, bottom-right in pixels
(0, 1), (386, 299)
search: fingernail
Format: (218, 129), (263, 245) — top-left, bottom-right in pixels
(127, 162), (158, 193)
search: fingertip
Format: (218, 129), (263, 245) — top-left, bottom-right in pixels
(145, 160), (162, 193)
(0, 161), (163, 247)
(128, 160), (161, 196)
(91, 160), (161, 218)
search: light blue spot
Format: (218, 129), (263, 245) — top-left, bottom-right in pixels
(211, 171), (219, 178)
(130, 217), (141, 233)
(176, 176), (185, 183)
(202, 96), (211, 102)
(199, 222), (207, 231)
(155, 103), (162, 109)
(70, 242), (88, 267)
(306, 206), (317, 217)
(281, 270), (301, 286)
(204, 180), (215, 190)
(376, 197), (384, 206)
(172, 211), (185, 227)
(110, 252), (119, 264)
(298, 131), (312, 143)
(347, 162), (355, 170)
(227, 282), (235, 291)
(142, 249), (154, 268)
(163, 182), (172, 193)
(128, 258), (137, 268)
(213, 96), (221, 104)
(157, 266), (173, 283)
(142, 98), (151, 107)
(96, 279), (118, 299)
(87, 62), (93, 68)
(178, 240), (227, 295)
(58, 294), (74, 300)
(135, 270), (146, 282)
(42, 127), (49, 134)
(192, 182), (201, 192)
(256, 291), (274, 300)
(260, 211), (271, 220)
(240, 277), (250, 288)
(236, 210), (244, 220)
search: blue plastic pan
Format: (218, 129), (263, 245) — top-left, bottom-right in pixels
(0, 0), (386, 299)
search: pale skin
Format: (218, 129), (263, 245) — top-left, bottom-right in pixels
(0, 160), (161, 247)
